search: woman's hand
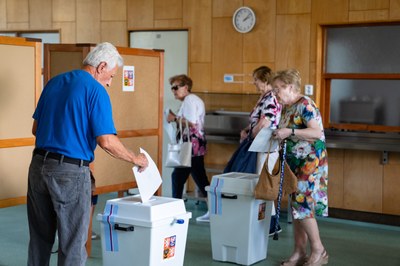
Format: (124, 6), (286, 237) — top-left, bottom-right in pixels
(167, 110), (177, 123)
(240, 129), (249, 142)
(272, 128), (291, 141)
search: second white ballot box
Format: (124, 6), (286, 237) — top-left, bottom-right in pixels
(206, 172), (273, 266)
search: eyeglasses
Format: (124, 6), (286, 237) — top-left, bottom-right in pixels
(171, 84), (183, 91)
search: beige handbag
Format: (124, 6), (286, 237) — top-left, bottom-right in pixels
(254, 141), (297, 200)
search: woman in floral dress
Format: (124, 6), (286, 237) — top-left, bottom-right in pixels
(272, 69), (328, 266)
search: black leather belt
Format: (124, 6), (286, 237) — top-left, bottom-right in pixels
(34, 148), (90, 167)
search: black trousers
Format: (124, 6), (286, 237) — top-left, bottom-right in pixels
(171, 156), (210, 199)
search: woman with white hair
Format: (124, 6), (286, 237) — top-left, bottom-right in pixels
(272, 69), (328, 266)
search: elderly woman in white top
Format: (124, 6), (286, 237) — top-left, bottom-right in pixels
(167, 74), (210, 222)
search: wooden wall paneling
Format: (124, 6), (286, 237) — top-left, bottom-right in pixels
(310, 0), (349, 63)
(326, 148), (344, 208)
(243, 0), (276, 65)
(212, 0), (241, 17)
(154, 0), (182, 20)
(183, 0), (212, 62)
(343, 150), (383, 213)
(190, 63), (212, 92)
(204, 142), (238, 169)
(101, 21), (128, 46)
(127, 0), (154, 28)
(349, 0), (390, 10)
(0, 36), (41, 207)
(198, 93), (253, 112)
(211, 18), (243, 93)
(0, 0), (6, 29)
(314, 25), (324, 107)
(101, 0), (127, 21)
(277, 0), (311, 14)
(76, 0), (101, 43)
(154, 19), (183, 28)
(240, 92), (259, 112)
(6, 0), (29, 23)
(52, 0), (75, 22)
(54, 22), (76, 43)
(29, 0), (52, 29)
(7, 23), (29, 30)
(349, 10), (389, 22)
(275, 14), (310, 81)
(308, 61), (317, 102)
(382, 152), (400, 215)
(242, 63), (275, 94)
(389, 0), (400, 19)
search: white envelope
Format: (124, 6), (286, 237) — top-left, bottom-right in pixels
(248, 127), (279, 153)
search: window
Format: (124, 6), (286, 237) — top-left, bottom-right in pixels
(320, 23), (400, 132)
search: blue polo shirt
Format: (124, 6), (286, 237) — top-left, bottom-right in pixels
(33, 70), (117, 161)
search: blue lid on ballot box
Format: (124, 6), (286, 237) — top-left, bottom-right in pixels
(206, 172), (260, 196)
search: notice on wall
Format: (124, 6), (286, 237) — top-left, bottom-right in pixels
(122, 65), (135, 91)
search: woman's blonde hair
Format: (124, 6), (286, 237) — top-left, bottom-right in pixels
(273, 69), (302, 93)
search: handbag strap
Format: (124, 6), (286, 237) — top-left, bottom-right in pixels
(265, 138), (280, 176)
(178, 118), (191, 144)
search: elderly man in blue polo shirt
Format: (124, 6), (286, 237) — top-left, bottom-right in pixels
(27, 42), (148, 266)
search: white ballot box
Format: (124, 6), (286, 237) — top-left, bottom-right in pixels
(206, 172), (273, 266)
(97, 195), (192, 266)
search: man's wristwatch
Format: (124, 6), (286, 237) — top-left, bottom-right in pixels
(291, 128), (295, 136)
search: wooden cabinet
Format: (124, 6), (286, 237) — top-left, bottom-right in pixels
(327, 148), (399, 215)
(343, 150), (383, 213)
(383, 152), (400, 215)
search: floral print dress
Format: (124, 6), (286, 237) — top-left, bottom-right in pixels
(279, 96), (328, 219)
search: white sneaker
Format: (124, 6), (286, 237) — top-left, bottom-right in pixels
(196, 211), (210, 223)
(91, 231), (98, 240)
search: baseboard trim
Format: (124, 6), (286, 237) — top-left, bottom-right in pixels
(329, 208), (400, 226)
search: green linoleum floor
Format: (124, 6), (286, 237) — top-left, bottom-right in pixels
(1, 192), (399, 266)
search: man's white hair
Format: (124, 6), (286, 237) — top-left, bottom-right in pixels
(83, 42), (123, 70)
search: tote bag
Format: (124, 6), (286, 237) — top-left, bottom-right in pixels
(223, 137), (257, 174)
(165, 118), (192, 168)
(254, 141), (298, 200)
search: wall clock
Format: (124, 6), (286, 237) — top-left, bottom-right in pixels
(232, 6), (256, 33)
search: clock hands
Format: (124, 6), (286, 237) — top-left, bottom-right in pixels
(243, 13), (251, 22)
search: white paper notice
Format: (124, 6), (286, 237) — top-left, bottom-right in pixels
(132, 148), (162, 203)
(122, 65), (135, 92)
(248, 127), (279, 153)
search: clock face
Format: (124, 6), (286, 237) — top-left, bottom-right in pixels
(233, 7), (256, 33)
